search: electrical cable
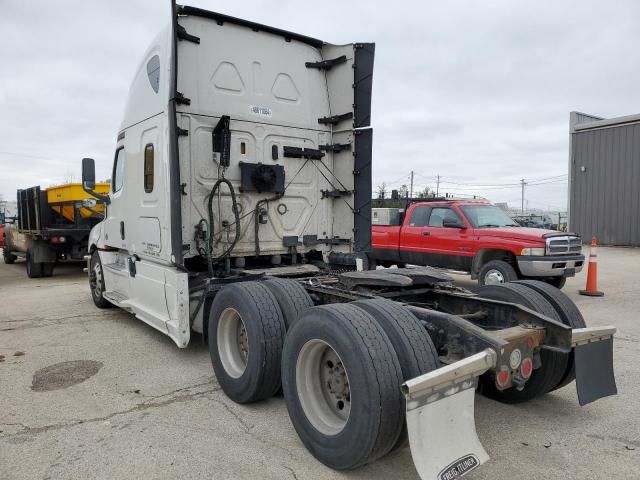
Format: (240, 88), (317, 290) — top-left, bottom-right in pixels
(205, 171), (241, 276)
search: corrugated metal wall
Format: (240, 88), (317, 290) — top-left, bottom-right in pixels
(570, 116), (640, 246)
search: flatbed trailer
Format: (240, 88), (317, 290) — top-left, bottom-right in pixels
(3, 183), (108, 277)
(78, 4), (617, 478)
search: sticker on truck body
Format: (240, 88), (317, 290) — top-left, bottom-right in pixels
(249, 105), (272, 118)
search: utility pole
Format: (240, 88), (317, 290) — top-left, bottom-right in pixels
(409, 171), (414, 199)
(520, 178), (527, 214)
(436, 174), (440, 197)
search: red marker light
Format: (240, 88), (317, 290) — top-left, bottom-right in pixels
(496, 369), (510, 388)
(520, 358), (533, 379)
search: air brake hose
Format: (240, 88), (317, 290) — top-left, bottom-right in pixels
(206, 177), (241, 276)
(254, 193), (283, 256)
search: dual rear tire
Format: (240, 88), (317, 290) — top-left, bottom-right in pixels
(26, 248), (54, 278)
(208, 280), (438, 470)
(476, 280), (583, 403)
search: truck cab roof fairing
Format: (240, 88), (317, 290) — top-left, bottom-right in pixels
(119, 26), (171, 133)
(176, 4), (325, 49)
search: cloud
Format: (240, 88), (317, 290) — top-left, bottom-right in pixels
(2, 0), (640, 211)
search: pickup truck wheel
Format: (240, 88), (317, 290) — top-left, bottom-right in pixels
(282, 303), (404, 469)
(514, 280), (585, 390)
(476, 283), (567, 403)
(544, 277), (566, 289)
(478, 260), (519, 286)
(208, 281), (286, 403)
(352, 298), (440, 451)
(89, 251), (113, 309)
(3, 249), (16, 264)
(26, 249), (43, 278)
(263, 277), (314, 329)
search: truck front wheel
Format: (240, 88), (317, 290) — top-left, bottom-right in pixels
(89, 251), (112, 308)
(3, 249), (17, 264)
(478, 259), (519, 286)
(282, 303), (404, 470)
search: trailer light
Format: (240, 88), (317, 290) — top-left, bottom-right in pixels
(496, 368), (510, 388)
(520, 247), (545, 256)
(509, 349), (522, 369)
(50, 236), (66, 244)
(520, 357), (533, 378)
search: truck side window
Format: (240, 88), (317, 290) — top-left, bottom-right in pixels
(146, 55), (160, 93)
(112, 148), (125, 193)
(144, 144), (154, 193)
(408, 206), (431, 227)
(428, 207), (462, 227)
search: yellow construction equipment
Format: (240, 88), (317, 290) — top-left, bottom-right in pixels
(46, 182), (110, 222)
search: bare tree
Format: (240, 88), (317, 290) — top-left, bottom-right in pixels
(398, 184), (408, 198)
(417, 187), (433, 198)
(376, 182), (387, 199)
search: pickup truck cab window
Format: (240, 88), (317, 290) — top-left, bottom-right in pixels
(112, 148), (125, 193)
(460, 205), (518, 228)
(408, 206), (430, 226)
(428, 207), (463, 227)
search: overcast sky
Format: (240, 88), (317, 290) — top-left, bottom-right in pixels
(2, 0), (640, 212)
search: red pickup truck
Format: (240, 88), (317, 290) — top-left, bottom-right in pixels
(370, 200), (584, 289)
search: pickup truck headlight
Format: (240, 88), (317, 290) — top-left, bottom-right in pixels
(520, 247), (545, 256)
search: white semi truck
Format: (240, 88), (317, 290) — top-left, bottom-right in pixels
(79, 3), (617, 479)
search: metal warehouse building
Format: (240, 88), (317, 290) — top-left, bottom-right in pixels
(569, 111), (640, 246)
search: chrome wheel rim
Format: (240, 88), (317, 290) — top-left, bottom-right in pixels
(90, 260), (103, 296)
(296, 339), (351, 435)
(484, 269), (505, 285)
(217, 307), (249, 378)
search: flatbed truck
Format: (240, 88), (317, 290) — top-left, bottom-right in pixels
(3, 183), (108, 277)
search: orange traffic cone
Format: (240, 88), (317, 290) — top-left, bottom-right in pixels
(579, 236), (604, 297)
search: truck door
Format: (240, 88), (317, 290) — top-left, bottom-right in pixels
(127, 126), (164, 261)
(398, 205), (432, 264)
(104, 146), (128, 250)
(421, 206), (474, 270)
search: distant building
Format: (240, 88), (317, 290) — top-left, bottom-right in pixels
(569, 111), (640, 246)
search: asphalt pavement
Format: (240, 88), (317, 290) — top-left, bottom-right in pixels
(0, 247), (638, 479)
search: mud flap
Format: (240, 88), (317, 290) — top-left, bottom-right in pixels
(402, 350), (497, 480)
(573, 327), (617, 406)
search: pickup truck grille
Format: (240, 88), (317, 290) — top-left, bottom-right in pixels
(546, 235), (582, 255)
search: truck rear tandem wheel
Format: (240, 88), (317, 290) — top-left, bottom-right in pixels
(513, 280), (586, 390)
(281, 303), (405, 470)
(475, 283), (567, 402)
(202, 268), (616, 478)
(208, 281), (286, 403)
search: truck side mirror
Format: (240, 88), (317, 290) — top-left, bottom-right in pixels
(82, 158), (96, 190)
(443, 218), (465, 229)
(81, 157), (110, 205)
